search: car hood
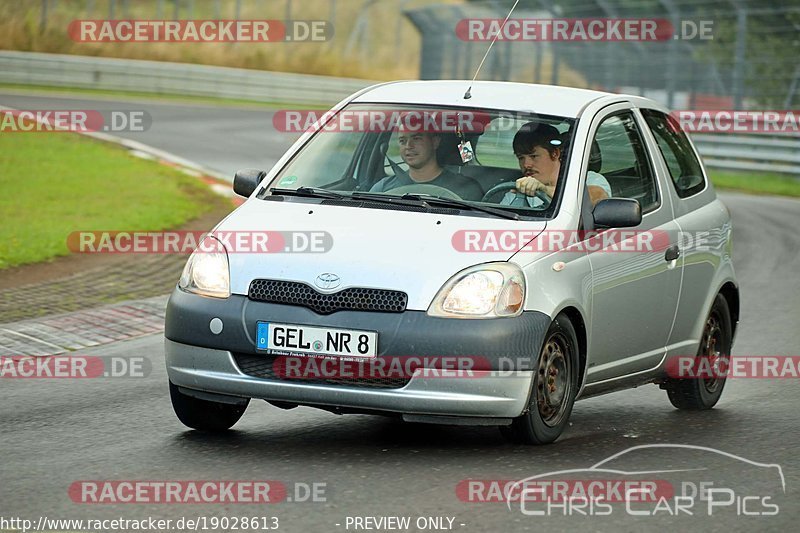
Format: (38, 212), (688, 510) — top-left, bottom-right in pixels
(215, 199), (546, 310)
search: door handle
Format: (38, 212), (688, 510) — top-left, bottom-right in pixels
(665, 245), (680, 262)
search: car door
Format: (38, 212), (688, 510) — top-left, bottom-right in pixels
(583, 105), (684, 384)
(639, 108), (731, 358)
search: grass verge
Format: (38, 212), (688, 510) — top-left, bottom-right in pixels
(0, 132), (224, 269)
(709, 170), (800, 198)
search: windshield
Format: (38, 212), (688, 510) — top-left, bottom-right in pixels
(261, 104), (576, 218)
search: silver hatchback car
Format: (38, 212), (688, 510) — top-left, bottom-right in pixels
(165, 81), (739, 444)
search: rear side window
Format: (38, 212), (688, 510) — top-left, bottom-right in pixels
(642, 109), (706, 198)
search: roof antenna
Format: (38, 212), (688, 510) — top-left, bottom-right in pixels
(463, 0), (521, 100)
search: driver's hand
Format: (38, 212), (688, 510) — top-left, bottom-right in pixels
(515, 176), (547, 196)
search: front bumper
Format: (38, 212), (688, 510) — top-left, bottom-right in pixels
(167, 339), (534, 418)
(164, 289), (550, 418)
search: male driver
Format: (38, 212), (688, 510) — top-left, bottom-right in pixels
(370, 129), (483, 201)
(513, 122), (611, 207)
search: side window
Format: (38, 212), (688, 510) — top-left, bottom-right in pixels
(591, 112), (660, 213)
(642, 109), (706, 198)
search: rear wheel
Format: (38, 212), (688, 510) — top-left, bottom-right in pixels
(169, 381), (249, 431)
(664, 294), (732, 410)
(500, 314), (579, 445)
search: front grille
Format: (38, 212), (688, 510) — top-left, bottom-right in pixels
(248, 279), (407, 315)
(233, 353), (412, 389)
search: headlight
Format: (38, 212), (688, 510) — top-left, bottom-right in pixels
(178, 236), (230, 298)
(428, 263), (525, 318)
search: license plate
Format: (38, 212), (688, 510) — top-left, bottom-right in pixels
(255, 322), (378, 358)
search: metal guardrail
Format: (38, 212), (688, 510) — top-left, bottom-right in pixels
(691, 134), (800, 175)
(1, 51), (798, 176)
(0, 50), (373, 106)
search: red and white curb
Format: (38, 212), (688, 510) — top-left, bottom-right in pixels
(0, 295), (168, 357)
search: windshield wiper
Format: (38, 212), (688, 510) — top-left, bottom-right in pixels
(273, 188), (426, 207)
(349, 191), (430, 207)
(400, 193), (520, 220)
(270, 187), (348, 199)
(270, 188), (519, 220)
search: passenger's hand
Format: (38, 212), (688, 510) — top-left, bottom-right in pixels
(515, 176), (547, 196)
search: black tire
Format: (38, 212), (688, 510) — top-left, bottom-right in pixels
(169, 381), (249, 431)
(500, 314), (580, 445)
(664, 294), (732, 410)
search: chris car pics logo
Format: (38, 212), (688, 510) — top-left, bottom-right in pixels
(502, 444), (785, 517)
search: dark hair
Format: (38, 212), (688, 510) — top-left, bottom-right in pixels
(513, 122), (563, 158)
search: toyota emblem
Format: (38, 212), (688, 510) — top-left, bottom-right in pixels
(315, 273), (341, 290)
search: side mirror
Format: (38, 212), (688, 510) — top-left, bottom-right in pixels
(233, 169), (267, 198)
(593, 198), (642, 228)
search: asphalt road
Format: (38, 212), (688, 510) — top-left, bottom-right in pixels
(2, 92), (800, 532)
(0, 91), (298, 179)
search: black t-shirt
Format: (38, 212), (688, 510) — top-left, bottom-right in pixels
(369, 168), (484, 201)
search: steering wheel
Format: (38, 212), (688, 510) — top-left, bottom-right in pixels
(482, 180), (552, 207)
(385, 184), (464, 200)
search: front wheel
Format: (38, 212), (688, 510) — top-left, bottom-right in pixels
(169, 381), (249, 431)
(500, 314), (579, 445)
(663, 294), (732, 410)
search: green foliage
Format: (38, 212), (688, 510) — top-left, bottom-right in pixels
(709, 169), (800, 197)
